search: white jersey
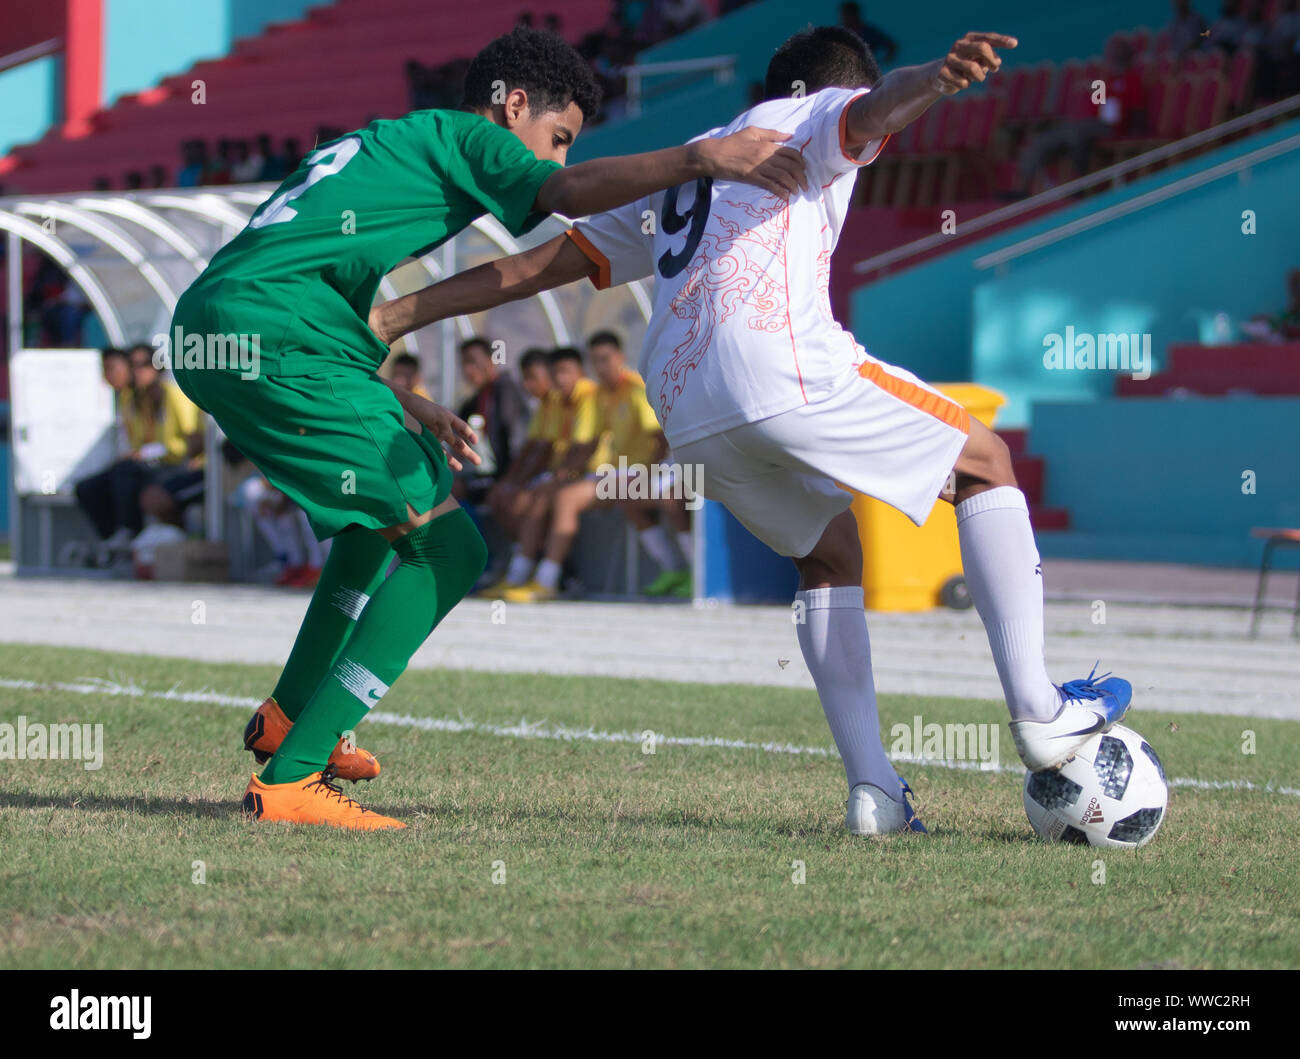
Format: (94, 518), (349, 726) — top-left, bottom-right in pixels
(567, 86), (886, 447)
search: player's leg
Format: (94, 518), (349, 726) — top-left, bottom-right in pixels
(248, 420), (488, 829)
(946, 418), (1131, 770)
(674, 428), (922, 835)
(257, 492), (486, 789)
(507, 477), (598, 601)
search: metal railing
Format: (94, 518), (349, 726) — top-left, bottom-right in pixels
(624, 55), (736, 119)
(852, 91), (1300, 278)
(0, 38), (61, 74)
(975, 129), (1300, 270)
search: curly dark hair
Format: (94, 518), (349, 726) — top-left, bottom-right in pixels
(763, 25), (881, 101)
(462, 27), (601, 121)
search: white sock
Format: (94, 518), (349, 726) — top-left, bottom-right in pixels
(638, 525), (680, 572)
(506, 548), (534, 586)
(675, 530), (692, 567)
(535, 557), (562, 590)
(955, 487), (1059, 722)
(795, 586), (901, 798)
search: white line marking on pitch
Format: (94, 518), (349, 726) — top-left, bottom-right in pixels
(3, 675), (1297, 799)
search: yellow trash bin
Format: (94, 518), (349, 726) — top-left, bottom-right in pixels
(848, 383), (1006, 611)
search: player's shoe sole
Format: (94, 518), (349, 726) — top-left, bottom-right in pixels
(845, 776), (928, 835)
(243, 697), (381, 782)
(241, 770), (404, 830)
(1010, 669), (1132, 772)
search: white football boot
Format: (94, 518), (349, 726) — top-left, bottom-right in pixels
(845, 778), (928, 835)
(1011, 667), (1133, 772)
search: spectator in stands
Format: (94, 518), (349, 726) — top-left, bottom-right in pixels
(100, 346), (131, 396)
(149, 164), (168, 188)
(75, 343), (203, 560)
(839, 2), (898, 65)
(588, 331), (694, 598)
(282, 137), (303, 175)
(454, 337), (531, 504)
(176, 140), (206, 187)
(1242, 0), (1271, 49)
(93, 176), (111, 191)
(388, 351), (431, 399)
(230, 140), (263, 183)
(224, 440), (324, 586)
(1169, 0), (1210, 56)
(518, 345), (554, 405)
(252, 134), (282, 181)
(127, 344), (206, 533)
(124, 170), (144, 190)
(1011, 38), (1144, 196)
(489, 331), (692, 602)
(1261, 0), (1300, 97)
(1244, 268), (1300, 341)
(543, 14), (563, 36)
(203, 139), (234, 185)
(658, 0), (709, 38)
(1207, 0), (1250, 52)
(406, 59), (436, 110)
(484, 347), (602, 591)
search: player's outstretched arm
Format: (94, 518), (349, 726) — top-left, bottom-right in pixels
(845, 32), (1017, 148)
(534, 127), (807, 218)
(371, 234), (590, 347)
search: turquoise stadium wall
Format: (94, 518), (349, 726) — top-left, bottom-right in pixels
(852, 118), (1300, 420)
(103, 0), (330, 106)
(1030, 397), (1300, 568)
(970, 122), (1300, 425)
(0, 56), (61, 157)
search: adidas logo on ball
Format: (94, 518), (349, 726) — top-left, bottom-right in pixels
(1081, 797), (1105, 824)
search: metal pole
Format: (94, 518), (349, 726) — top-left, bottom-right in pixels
(6, 232), (21, 564)
(439, 239), (457, 408)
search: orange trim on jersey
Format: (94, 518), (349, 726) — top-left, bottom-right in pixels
(565, 227), (611, 290)
(838, 92), (891, 165)
(858, 360), (971, 434)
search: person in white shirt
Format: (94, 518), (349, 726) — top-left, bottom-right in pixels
(368, 25), (1135, 836)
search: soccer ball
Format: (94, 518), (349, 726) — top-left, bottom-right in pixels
(1022, 723), (1168, 849)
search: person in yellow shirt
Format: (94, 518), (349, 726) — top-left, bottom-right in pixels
(483, 346), (603, 597)
(502, 332), (693, 602)
(76, 344), (206, 555)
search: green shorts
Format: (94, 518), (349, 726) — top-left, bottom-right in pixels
(174, 362), (451, 540)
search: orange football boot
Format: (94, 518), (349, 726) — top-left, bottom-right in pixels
(242, 697), (380, 782)
(241, 771), (405, 830)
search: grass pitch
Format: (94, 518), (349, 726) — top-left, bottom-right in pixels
(1, 641), (1297, 969)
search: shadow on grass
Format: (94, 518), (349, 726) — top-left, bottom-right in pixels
(0, 789), (243, 820)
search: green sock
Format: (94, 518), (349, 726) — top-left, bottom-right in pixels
(270, 526), (394, 721)
(261, 508), (487, 785)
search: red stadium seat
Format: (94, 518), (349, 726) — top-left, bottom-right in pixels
(1228, 48), (1256, 111)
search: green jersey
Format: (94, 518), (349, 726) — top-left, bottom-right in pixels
(176, 109), (560, 373)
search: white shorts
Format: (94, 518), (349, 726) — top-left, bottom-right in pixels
(672, 358), (971, 558)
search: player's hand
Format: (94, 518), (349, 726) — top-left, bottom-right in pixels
(934, 32), (1018, 95)
(696, 127), (808, 197)
(401, 391), (481, 472)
